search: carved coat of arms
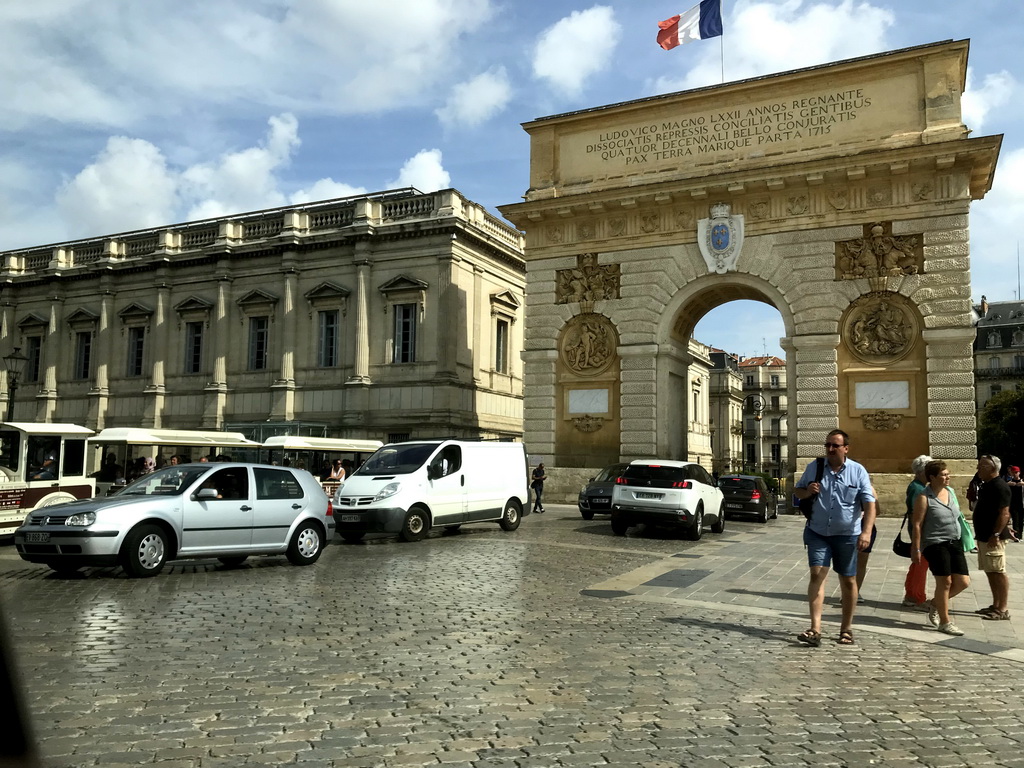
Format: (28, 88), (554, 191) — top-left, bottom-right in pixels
(697, 202), (744, 274)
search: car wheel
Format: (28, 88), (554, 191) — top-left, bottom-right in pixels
(217, 556), (248, 567)
(499, 499), (521, 531)
(685, 508), (704, 541)
(47, 562), (81, 575)
(611, 518), (630, 536)
(120, 524), (169, 578)
(758, 504), (769, 524)
(341, 532), (365, 543)
(580, 509), (595, 520)
(710, 507), (725, 534)
(287, 522), (324, 565)
(399, 506), (430, 542)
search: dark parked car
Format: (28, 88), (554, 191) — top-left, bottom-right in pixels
(577, 463), (630, 519)
(718, 474), (776, 523)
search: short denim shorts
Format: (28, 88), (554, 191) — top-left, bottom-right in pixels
(803, 526), (859, 577)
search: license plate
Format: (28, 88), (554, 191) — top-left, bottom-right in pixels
(636, 492), (660, 500)
(26, 532), (50, 543)
(340, 514), (361, 523)
(591, 498), (610, 506)
(726, 503), (744, 509)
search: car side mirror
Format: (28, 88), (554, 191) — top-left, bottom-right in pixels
(195, 488), (219, 501)
(426, 465), (438, 480)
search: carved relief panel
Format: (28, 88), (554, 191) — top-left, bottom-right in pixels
(836, 221), (923, 280)
(555, 254), (620, 305)
(842, 291), (918, 365)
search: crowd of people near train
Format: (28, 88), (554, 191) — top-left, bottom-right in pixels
(793, 428), (1015, 646)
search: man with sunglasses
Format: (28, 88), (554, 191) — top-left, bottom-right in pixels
(793, 429), (877, 646)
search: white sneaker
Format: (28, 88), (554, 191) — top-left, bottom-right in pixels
(938, 622), (964, 636)
(927, 605), (939, 627)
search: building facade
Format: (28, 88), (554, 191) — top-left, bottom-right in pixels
(708, 349), (744, 476)
(973, 297), (1024, 410)
(738, 356), (789, 479)
(0, 189), (527, 443)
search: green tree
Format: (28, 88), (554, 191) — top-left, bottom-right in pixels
(977, 388), (1024, 462)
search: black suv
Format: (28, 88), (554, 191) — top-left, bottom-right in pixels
(577, 463), (629, 519)
(718, 475), (775, 523)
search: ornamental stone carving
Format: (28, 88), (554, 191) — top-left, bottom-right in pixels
(862, 411), (902, 431)
(837, 222), (922, 280)
(842, 292), (918, 364)
(559, 313), (616, 375)
(555, 254), (620, 305)
(571, 415), (604, 433)
(697, 202), (744, 275)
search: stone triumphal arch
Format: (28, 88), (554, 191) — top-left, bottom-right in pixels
(499, 41), (1001, 497)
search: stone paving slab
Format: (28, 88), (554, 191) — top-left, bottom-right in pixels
(2, 506), (1024, 767)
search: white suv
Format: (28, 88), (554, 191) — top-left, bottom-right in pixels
(610, 459), (725, 540)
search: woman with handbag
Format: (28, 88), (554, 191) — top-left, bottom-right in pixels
(910, 459), (971, 636)
(901, 455), (933, 610)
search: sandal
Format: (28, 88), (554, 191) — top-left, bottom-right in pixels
(837, 629), (855, 645)
(797, 629), (821, 646)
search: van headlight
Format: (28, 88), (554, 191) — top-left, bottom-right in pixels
(375, 482), (400, 502)
(65, 512), (96, 527)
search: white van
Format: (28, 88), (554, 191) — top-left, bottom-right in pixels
(333, 440), (529, 542)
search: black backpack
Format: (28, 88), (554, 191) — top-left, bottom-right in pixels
(798, 458), (825, 520)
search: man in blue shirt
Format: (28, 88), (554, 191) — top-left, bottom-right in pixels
(793, 429), (876, 646)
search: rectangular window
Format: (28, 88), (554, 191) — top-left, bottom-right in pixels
(248, 316), (269, 370)
(770, 375), (780, 387)
(74, 331), (92, 380)
(991, 384), (1003, 398)
(1015, 356), (1024, 370)
(388, 432), (410, 444)
(317, 310), (339, 367)
(495, 318), (509, 373)
(24, 336), (42, 383)
(127, 327), (146, 377)
(746, 444), (755, 463)
(393, 303), (416, 363)
(185, 322), (204, 374)
(770, 444), (781, 463)
(990, 356), (1001, 368)
(771, 395), (780, 410)
(745, 375), (754, 386)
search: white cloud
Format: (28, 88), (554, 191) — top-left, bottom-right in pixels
(0, 0), (496, 132)
(963, 70), (1016, 134)
(182, 114), (299, 220)
(651, 0), (895, 94)
(436, 67), (512, 129)
(55, 136), (178, 238)
(533, 6), (621, 96)
(290, 179), (368, 206)
(388, 149), (451, 193)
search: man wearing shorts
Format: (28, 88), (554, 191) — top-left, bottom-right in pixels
(973, 454), (1011, 620)
(793, 429), (876, 646)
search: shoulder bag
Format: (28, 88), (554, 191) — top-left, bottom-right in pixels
(798, 458), (825, 520)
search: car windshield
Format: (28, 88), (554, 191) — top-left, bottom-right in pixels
(595, 465), (626, 482)
(355, 443), (439, 476)
(720, 477), (756, 490)
(118, 465), (210, 496)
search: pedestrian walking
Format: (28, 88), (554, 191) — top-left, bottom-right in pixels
(902, 454), (933, 609)
(531, 463), (547, 513)
(793, 429), (877, 647)
(910, 460), (970, 636)
(973, 454), (1012, 620)
(1006, 465), (1024, 539)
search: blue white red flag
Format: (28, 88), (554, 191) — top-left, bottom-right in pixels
(657, 0), (723, 50)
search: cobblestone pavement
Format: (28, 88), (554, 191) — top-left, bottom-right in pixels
(3, 507), (1024, 767)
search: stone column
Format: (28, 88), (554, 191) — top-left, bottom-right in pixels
(203, 276), (230, 429)
(922, 327), (977, 476)
(618, 343), (659, 460)
(434, 253), (459, 382)
(346, 250), (372, 386)
(791, 333), (841, 468)
(522, 348), (557, 460)
(37, 296), (62, 422)
(271, 260), (298, 421)
(87, 288), (112, 430)
(143, 279), (170, 428)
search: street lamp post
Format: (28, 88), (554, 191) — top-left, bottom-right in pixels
(3, 347), (28, 422)
(744, 393), (766, 473)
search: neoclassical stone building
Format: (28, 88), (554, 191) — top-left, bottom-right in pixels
(501, 40), (1001, 500)
(0, 189), (527, 442)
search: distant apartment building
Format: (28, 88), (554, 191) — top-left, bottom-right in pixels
(708, 349), (744, 476)
(974, 297), (1024, 410)
(737, 355), (788, 478)
(0, 188), (527, 443)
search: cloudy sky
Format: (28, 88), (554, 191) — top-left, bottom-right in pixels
(0, 0), (1019, 359)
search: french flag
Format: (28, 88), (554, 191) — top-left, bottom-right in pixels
(657, 0), (723, 50)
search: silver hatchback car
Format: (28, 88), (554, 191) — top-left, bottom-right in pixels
(14, 463), (332, 577)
